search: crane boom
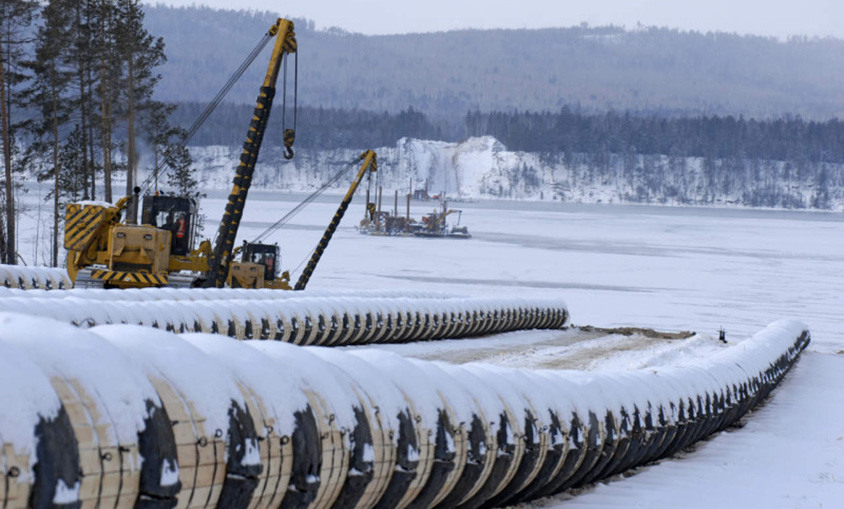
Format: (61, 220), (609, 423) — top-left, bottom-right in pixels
(294, 150), (377, 290)
(205, 18), (297, 288)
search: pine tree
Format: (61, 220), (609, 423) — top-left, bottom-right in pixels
(67, 0), (97, 200)
(92, 0), (121, 202)
(140, 99), (198, 197)
(114, 0), (165, 221)
(0, 0), (39, 264)
(25, 0), (75, 267)
(164, 142), (197, 197)
(40, 125), (88, 202)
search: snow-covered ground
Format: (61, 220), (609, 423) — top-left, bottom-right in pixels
(13, 187), (844, 507)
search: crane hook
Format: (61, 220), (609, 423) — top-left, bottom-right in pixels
(283, 128), (295, 160)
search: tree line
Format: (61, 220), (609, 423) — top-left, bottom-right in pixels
(172, 102), (442, 148)
(465, 109), (844, 209)
(466, 108), (844, 164)
(0, 0), (193, 266)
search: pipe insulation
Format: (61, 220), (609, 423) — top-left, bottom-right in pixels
(0, 291), (569, 345)
(0, 313), (809, 508)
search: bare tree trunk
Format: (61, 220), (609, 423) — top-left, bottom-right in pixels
(100, 22), (112, 202)
(51, 69), (60, 267)
(87, 53), (96, 200)
(126, 54), (136, 222)
(0, 192), (7, 264)
(0, 37), (16, 265)
(78, 73), (91, 200)
(76, 2), (91, 200)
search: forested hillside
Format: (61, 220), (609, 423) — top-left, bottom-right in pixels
(145, 4), (844, 123)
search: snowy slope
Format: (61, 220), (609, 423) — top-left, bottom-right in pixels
(187, 136), (844, 210)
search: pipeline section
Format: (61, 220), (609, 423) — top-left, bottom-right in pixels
(0, 293), (570, 345)
(0, 265), (70, 290)
(0, 314), (809, 508)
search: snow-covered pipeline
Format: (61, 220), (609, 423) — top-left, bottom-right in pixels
(0, 314), (809, 508)
(0, 265), (70, 290)
(0, 289), (570, 345)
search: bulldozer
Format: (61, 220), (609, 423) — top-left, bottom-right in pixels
(64, 194), (209, 288)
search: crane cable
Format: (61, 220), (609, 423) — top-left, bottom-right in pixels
(280, 49), (298, 159)
(289, 157), (372, 280)
(250, 155), (361, 244)
(136, 30), (275, 198)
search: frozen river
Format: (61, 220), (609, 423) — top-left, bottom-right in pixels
(198, 190), (844, 354)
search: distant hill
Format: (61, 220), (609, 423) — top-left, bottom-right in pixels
(145, 4), (844, 123)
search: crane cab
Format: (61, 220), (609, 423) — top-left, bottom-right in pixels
(228, 242), (292, 289)
(141, 195), (198, 256)
(243, 242), (279, 281)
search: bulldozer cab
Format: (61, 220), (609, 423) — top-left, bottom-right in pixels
(142, 195), (197, 256)
(242, 242), (279, 281)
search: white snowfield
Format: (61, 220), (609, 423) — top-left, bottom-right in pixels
(0, 312), (809, 508)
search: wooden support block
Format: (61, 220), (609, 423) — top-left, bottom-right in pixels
(78, 473), (101, 502)
(176, 441), (199, 468)
(190, 485), (213, 507)
(99, 469), (123, 496)
(194, 463), (217, 489)
(115, 468), (141, 509)
(196, 439), (219, 467)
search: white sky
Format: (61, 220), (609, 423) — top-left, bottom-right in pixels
(150, 0), (842, 38)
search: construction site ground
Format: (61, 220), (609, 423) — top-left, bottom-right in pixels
(350, 326), (720, 371)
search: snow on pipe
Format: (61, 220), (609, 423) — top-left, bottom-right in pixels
(0, 314), (809, 509)
(0, 266), (71, 291)
(0, 283), (457, 301)
(0, 294), (570, 345)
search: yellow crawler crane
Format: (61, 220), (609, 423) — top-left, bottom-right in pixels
(63, 18), (298, 289)
(227, 150), (378, 290)
(64, 195), (214, 288)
